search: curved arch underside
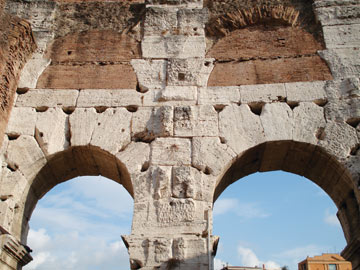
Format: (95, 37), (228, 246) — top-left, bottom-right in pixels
(215, 141), (360, 243)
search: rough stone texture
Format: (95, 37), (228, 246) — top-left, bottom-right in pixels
(1, 1), (360, 270)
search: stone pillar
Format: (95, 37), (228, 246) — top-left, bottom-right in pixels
(0, 227), (32, 270)
(123, 0), (218, 269)
(342, 235), (360, 270)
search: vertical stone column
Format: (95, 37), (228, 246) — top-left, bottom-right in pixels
(124, 1), (218, 269)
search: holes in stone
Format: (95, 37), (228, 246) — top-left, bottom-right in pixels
(287, 101), (299, 110)
(350, 144), (360, 156)
(314, 99), (328, 107)
(204, 166), (212, 175)
(220, 137), (226, 144)
(7, 163), (18, 172)
(7, 134), (19, 140)
(121, 128), (125, 132)
(193, 27), (198, 32)
(62, 106), (75, 115)
(214, 104), (225, 113)
(67, 51), (73, 55)
(316, 127), (326, 140)
(16, 87), (29, 95)
(35, 106), (48, 112)
(39, 132), (44, 138)
(346, 118), (360, 128)
(126, 105), (138, 113)
(95, 106), (108, 113)
(178, 72), (186, 81)
(136, 82), (148, 93)
(277, 96), (286, 102)
(204, 61), (211, 67)
(169, 201), (175, 206)
(248, 102), (264, 116)
(141, 161), (150, 172)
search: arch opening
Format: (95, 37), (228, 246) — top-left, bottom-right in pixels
(214, 141), (360, 255)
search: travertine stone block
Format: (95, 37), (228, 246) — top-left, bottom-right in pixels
(192, 137), (236, 176)
(240, 83), (286, 104)
(6, 108), (37, 137)
(18, 56), (51, 89)
(90, 108), (132, 154)
(0, 197), (16, 232)
(285, 81), (327, 104)
(6, 136), (47, 180)
(319, 48), (360, 79)
(132, 106), (173, 141)
(142, 36), (205, 58)
(16, 89), (79, 108)
(325, 99), (360, 122)
(142, 89), (197, 106)
(144, 6), (178, 36)
(0, 168), (29, 201)
(145, 0), (203, 8)
(77, 89), (142, 108)
(69, 108), (98, 146)
(325, 78), (360, 100)
(174, 105), (218, 137)
(155, 198), (196, 223)
(131, 60), (167, 91)
(116, 142), (151, 176)
(260, 103), (294, 141)
(167, 58), (214, 87)
(151, 166), (172, 200)
(293, 102), (326, 144)
(177, 8), (207, 36)
(159, 86), (197, 101)
(315, 4), (360, 26)
(151, 138), (191, 166)
(323, 24), (360, 48)
(318, 121), (359, 158)
(35, 108), (68, 156)
(198, 86), (240, 105)
(219, 104), (265, 154)
(172, 166), (203, 199)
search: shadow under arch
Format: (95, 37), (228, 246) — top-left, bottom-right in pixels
(214, 141), (360, 254)
(18, 145), (132, 244)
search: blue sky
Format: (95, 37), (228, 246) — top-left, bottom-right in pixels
(23, 171), (345, 270)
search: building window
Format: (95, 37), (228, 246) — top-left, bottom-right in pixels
(329, 264), (337, 270)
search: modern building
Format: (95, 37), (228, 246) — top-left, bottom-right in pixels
(298, 254), (352, 270)
(221, 265), (267, 270)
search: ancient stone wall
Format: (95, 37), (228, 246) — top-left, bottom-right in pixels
(0, 0), (360, 270)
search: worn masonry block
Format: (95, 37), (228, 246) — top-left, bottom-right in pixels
(142, 36), (205, 58)
(131, 59), (167, 91)
(192, 137), (236, 176)
(18, 55), (51, 89)
(240, 83), (286, 104)
(219, 104), (265, 154)
(154, 238), (172, 263)
(318, 121), (359, 158)
(16, 89), (78, 108)
(198, 86), (240, 105)
(159, 86), (197, 101)
(142, 89), (197, 106)
(177, 8), (207, 36)
(151, 138), (191, 166)
(314, 4), (360, 26)
(167, 58), (214, 87)
(145, 0), (203, 8)
(77, 89), (142, 108)
(174, 105), (218, 137)
(69, 108), (98, 146)
(319, 48), (360, 79)
(293, 102), (326, 144)
(90, 108), (132, 154)
(323, 24), (360, 48)
(151, 166), (172, 200)
(144, 6), (178, 36)
(6, 136), (47, 181)
(261, 103), (294, 141)
(0, 197), (16, 233)
(172, 166), (203, 199)
(117, 142), (151, 176)
(155, 198), (196, 223)
(6, 108), (37, 137)
(285, 81), (327, 104)
(35, 108), (68, 156)
(325, 99), (360, 122)
(132, 106), (173, 141)
(0, 168), (29, 202)
(324, 78), (360, 100)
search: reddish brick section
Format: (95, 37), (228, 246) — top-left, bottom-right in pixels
(207, 25), (333, 86)
(0, 12), (36, 146)
(37, 30), (140, 89)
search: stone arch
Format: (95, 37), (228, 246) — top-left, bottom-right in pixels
(205, 3), (333, 86)
(10, 145), (133, 243)
(213, 140), (360, 263)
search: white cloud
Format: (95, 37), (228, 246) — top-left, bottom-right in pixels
(214, 258), (228, 270)
(27, 229), (50, 250)
(324, 209), (341, 228)
(237, 246), (280, 270)
(214, 198), (270, 219)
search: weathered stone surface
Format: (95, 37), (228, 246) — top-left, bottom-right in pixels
(90, 108), (132, 154)
(6, 108), (37, 137)
(323, 24), (360, 48)
(192, 137), (236, 176)
(159, 86), (197, 102)
(16, 89), (78, 108)
(285, 81), (327, 104)
(219, 104), (265, 154)
(151, 166), (172, 200)
(35, 108), (68, 156)
(240, 83), (286, 104)
(116, 142), (151, 176)
(198, 86), (240, 105)
(260, 103), (294, 141)
(69, 108), (98, 146)
(314, 3), (360, 26)
(18, 56), (51, 89)
(174, 105), (218, 137)
(131, 59), (167, 91)
(151, 138), (191, 166)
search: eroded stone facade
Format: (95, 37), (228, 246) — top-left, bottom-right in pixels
(1, 0), (360, 270)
